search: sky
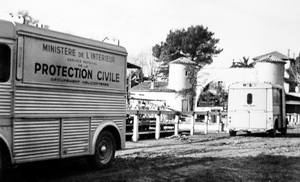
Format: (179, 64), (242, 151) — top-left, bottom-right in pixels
(1, 0), (300, 68)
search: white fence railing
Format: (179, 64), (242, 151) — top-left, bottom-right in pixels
(126, 110), (226, 142)
(287, 113), (300, 126)
(126, 110), (300, 142)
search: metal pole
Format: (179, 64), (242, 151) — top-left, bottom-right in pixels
(174, 114), (179, 136)
(216, 113), (220, 132)
(190, 114), (195, 136)
(132, 114), (139, 142)
(155, 113), (161, 140)
(204, 112), (209, 134)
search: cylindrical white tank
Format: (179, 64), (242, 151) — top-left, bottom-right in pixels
(255, 58), (286, 86)
(168, 58), (195, 91)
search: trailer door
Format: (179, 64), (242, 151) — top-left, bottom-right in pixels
(229, 88), (267, 129)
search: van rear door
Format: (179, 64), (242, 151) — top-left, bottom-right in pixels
(229, 88), (267, 130)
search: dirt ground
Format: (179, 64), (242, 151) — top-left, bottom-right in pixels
(4, 126), (300, 182)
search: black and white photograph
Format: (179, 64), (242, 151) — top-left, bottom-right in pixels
(1, 0), (300, 181)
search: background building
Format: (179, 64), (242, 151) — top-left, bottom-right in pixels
(129, 51), (300, 113)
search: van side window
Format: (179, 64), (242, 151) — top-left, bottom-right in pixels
(0, 44), (11, 82)
(247, 93), (252, 104)
(273, 89), (280, 105)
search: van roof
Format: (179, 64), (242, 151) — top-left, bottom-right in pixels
(229, 82), (283, 89)
(0, 19), (127, 56)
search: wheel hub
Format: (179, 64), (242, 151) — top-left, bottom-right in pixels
(101, 144), (107, 154)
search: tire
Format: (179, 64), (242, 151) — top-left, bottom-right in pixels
(89, 131), (116, 169)
(269, 122), (277, 137)
(280, 118), (288, 135)
(0, 149), (3, 181)
(229, 130), (237, 136)
(280, 127), (287, 135)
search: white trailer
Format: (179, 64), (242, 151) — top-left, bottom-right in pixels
(0, 19), (127, 179)
(227, 82), (287, 137)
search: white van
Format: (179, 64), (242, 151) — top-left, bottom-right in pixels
(0, 19), (127, 179)
(227, 82), (287, 137)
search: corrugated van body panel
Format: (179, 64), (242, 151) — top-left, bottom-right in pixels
(91, 118), (124, 132)
(62, 118), (90, 157)
(13, 119), (60, 163)
(14, 85), (126, 117)
(114, 119), (124, 131)
(0, 83), (12, 117)
(13, 84), (126, 163)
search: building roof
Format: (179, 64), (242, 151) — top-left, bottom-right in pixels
(130, 81), (175, 92)
(286, 93), (300, 105)
(169, 57), (196, 65)
(253, 51), (291, 62)
(255, 55), (286, 63)
(127, 62), (141, 69)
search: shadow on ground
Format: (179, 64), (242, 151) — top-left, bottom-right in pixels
(237, 131), (300, 138)
(4, 153), (300, 182)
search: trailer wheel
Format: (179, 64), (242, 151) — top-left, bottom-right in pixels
(89, 131), (116, 168)
(229, 130), (237, 136)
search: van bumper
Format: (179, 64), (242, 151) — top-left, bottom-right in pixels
(229, 128), (268, 133)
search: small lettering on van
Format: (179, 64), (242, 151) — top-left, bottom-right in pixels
(43, 44), (76, 57)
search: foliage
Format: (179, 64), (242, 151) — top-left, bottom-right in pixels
(197, 81), (228, 108)
(128, 50), (159, 80)
(128, 69), (144, 88)
(152, 25), (222, 111)
(152, 25), (223, 78)
(17, 10), (39, 25)
(286, 57), (300, 91)
(230, 56), (255, 68)
(177, 87), (195, 98)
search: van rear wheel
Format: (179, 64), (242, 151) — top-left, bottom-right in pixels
(0, 149), (3, 181)
(280, 119), (288, 135)
(89, 131), (116, 168)
(229, 130), (237, 136)
(280, 127), (287, 135)
(269, 124), (277, 137)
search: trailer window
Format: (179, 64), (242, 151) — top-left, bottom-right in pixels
(247, 93), (252, 104)
(0, 44), (11, 82)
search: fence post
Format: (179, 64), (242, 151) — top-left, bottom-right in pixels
(216, 112), (220, 133)
(287, 114), (290, 123)
(190, 113), (195, 136)
(174, 114), (179, 136)
(155, 112), (161, 140)
(204, 112), (209, 134)
(223, 112), (229, 133)
(132, 114), (139, 142)
(292, 113), (296, 125)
